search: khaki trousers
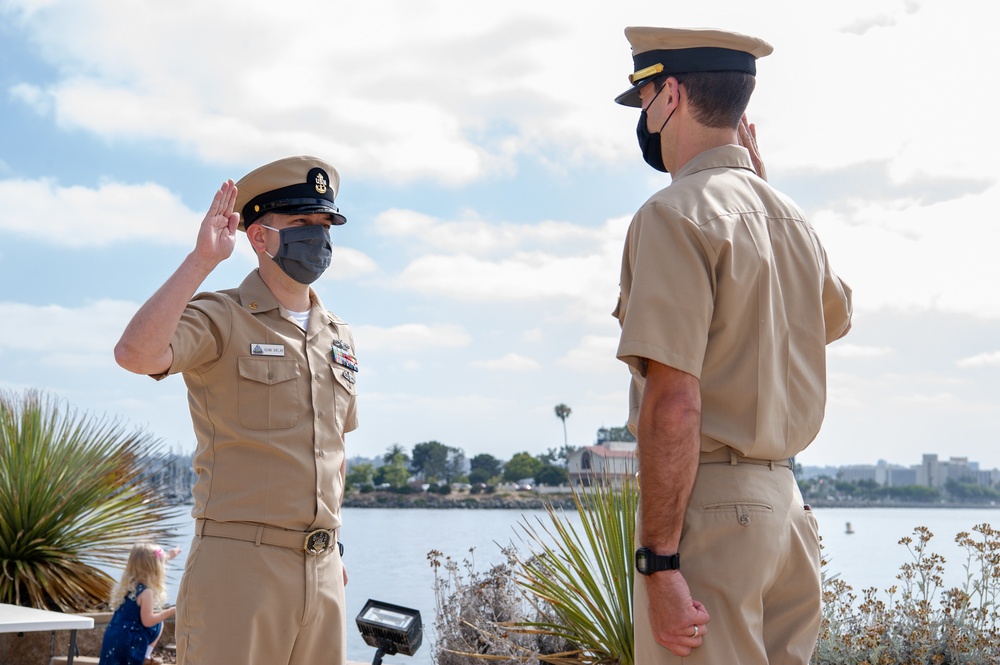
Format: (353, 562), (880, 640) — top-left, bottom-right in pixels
(634, 460), (821, 665)
(176, 531), (346, 665)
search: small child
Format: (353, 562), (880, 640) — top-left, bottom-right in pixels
(99, 542), (181, 665)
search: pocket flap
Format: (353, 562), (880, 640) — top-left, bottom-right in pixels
(238, 357), (300, 385)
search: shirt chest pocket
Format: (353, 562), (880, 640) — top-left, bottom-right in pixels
(331, 362), (357, 395)
(237, 357), (302, 430)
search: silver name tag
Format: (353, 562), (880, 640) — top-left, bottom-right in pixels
(250, 343), (285, 357)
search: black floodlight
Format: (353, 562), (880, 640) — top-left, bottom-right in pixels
(356, 598), (423, 665)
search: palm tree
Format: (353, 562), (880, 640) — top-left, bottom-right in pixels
(554, 403), (572, 448)
(383, 443), (410, 466)
(0, 389), (176, 611)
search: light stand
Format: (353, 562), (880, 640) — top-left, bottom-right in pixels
(355, 599), (423, 665)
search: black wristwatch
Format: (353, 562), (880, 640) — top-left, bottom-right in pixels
(635, 547), (680, 575)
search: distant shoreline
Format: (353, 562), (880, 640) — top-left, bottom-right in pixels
(807, 499), (1000, 510)
(339, 491), (1000, 511)
(343, 490), (576, 510)
(168, 493), (1000, 511)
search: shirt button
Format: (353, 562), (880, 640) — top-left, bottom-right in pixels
(317, 411), (324, 418)
(318, 450), (325, 458)
(318, 490), (324, 497)
(314, 373), (321, 380)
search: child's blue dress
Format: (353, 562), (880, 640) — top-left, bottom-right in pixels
(99, 583), (163, 665)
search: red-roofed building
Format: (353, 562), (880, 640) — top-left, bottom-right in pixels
(567, 426), (637, 487)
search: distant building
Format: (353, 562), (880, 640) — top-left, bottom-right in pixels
(820, 453), (995, 490)
(917, 454), (979, 488)
(884, 465), (917, 487)
(797, 465), (840, 481)
(837, 465), (877, 484)
(567, 426), (637, 487)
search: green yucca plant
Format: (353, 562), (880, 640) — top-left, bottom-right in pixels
(510, 473), (637, 665)
(0, 389), (175, 611)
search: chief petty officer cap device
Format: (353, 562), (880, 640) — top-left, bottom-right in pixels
(234, 155), (348, 231)
(614, 26), (773, 108)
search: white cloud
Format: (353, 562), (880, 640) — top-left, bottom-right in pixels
(324, 247), (378, 281)
(828, 344), (894, 359)
(0, 177), (196, 246)
(0, 299), (133, 361)
(379, 211), (628, 326)
(471, 352), (540, 372)
(957, 352), (1000, 369)
(351, 323), (472, 352)
(816, 181), (1000, 319)
(557, 335), (621, 374)
(522, 328), (544, 344)
(374, 208), (606, 256)
(6, 0), (994, 188)
(2, 0), (634, 183)
(9, 82), (51, 113)
(891, 391), (993, 414)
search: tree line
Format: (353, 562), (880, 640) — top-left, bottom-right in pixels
(345, 440), (579, 493)
(798, 476), (1000, 504)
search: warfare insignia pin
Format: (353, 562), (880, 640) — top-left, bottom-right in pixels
(342, 370), (356, 384)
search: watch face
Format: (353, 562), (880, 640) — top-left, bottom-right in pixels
(635, 548), (650, 574)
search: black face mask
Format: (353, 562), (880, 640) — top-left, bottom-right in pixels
(636, 110), (668, 173)
(261, 224), (333, 284)
(635, 83), (675, 173)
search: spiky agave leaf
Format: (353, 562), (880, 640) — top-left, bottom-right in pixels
(511, 473), (637, 665)
(0, 389), (176, 611)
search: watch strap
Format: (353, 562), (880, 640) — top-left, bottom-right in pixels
(636, 547), (680, 574)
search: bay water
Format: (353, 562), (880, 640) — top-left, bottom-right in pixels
(152, 506), (997, 665)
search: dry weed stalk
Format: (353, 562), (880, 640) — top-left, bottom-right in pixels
(813, 524), (1000, 664)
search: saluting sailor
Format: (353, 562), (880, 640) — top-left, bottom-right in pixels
(612, 27), (853, 664)
(115, 156), (358, 665)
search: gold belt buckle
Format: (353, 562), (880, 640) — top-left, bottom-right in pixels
(304, 529), (335, 555)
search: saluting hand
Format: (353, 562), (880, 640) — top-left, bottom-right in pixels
(194, 179), (241, 265)
(645, 570), (710, 657)
(738, 114), (767, 182)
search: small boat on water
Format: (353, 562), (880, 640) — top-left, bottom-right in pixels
(845, 521), (854, 534)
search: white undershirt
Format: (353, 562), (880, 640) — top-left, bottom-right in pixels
(288, 309), (310, 330)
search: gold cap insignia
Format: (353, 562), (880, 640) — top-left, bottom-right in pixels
(314, 172), (328, 194)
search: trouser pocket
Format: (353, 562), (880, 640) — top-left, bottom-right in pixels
(703, 501), (773, 525)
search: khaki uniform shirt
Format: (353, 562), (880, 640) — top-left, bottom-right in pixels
(615, 145), (852, 461)
(160, 269), (358, 532)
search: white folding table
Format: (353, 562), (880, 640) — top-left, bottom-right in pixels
(0, 603), (95, 665)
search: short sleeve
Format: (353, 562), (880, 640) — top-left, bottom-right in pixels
(616, 202), (715, 378)
(163, 294), (233, 377)
(823, 261), (853, 343)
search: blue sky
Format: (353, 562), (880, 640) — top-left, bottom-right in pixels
(1, 0), (998, 470)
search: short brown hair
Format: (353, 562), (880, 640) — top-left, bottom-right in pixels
(656, 71), (756, 129)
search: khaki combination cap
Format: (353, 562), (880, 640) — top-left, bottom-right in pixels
(234, 155), (347, 231)
(615, 27), (773, 107)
